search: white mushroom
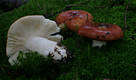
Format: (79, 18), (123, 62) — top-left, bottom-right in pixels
(6, 15), (68, 65)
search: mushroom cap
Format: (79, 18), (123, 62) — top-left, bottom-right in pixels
(56, 10), (93, 31)
(78, 23), (123, 41)
(6, 15), (61, 57)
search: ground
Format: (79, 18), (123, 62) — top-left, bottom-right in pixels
(0, 0), (136, 80)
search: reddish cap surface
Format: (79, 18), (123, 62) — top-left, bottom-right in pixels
(78, 23), (123, 41)
(56, 10), (93, 31)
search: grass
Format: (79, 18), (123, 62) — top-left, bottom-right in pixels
(0, 0), (136, 80)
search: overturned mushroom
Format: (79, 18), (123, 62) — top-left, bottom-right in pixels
(6, 15), (69, 65)
(78, 23), (123, 48)
(56, 10), (93, 31)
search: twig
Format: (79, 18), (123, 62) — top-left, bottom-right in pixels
(63, 2), (106, 12)
(124, 5), (128, 30)
(63, 0), (90, 10)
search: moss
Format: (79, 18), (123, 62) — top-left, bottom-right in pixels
(0, 0), (136, 80)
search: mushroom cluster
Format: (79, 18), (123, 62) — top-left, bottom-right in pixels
(7, 15), (68, 65)
(56, 10), (123, 48)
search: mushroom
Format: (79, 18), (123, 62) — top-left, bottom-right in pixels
(56, 10), (93, 32)
(6, 15), (68, 65)
(78, 23), (123, 48)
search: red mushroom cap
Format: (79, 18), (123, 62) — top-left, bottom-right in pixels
(78, 23), (123, 41)
(56, 10), (93, 31)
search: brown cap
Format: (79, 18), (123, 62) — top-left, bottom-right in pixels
(56, 10), (93, 31)
(78, 23), (123, 41)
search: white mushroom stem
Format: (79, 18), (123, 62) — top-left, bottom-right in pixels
(8, 36), (67, 65)
(92, 40), (106, 48)
(24, 36), (67, 60)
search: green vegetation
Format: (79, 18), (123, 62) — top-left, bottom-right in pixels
(0, 0), (136, 80)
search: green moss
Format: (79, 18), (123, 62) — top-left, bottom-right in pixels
(0, 0), (136, 80)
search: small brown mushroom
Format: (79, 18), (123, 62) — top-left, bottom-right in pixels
(78, 23), (123, 47)
(56, 10), (93, 31)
